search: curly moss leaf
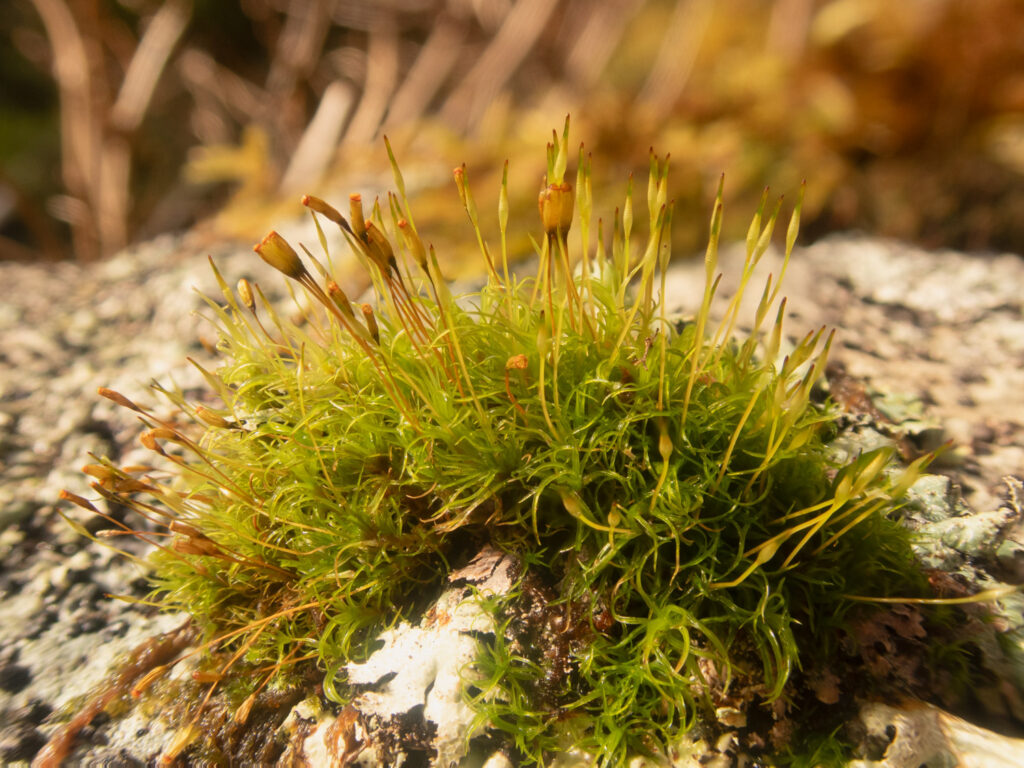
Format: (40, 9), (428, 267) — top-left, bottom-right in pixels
(78, 125), (941, 765)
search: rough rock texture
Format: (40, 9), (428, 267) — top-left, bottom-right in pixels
(663, 237), (1024, 516)
(850, 701), (1024, 768)
(0, 227), (324, 766)
(1, 231), (1022, 766)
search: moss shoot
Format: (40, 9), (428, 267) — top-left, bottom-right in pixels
(74, 119), (936, 764)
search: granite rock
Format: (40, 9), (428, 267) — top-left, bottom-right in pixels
(2, 232), (1022, 765)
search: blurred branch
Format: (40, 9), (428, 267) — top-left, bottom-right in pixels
(100, 0), (190, 256)
(29, 0), (99, 259)
(382, 13), (464, 130)
(110, 0), (191, 133)
(267, 0), (335, 94)
(440, 0), (560, 133)
(281, 81), (354, 194)
(28, 0), (190, 260)
(177, 48), (265, 140)
(636, 0), (713, 120)
(342, 15), (400, 145)
(563, 0), (645, 91)
(265, 0), (335, 150)
(11, 0), (1024, 261)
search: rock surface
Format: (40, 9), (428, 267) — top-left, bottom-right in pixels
(1, 230), (1022, 765)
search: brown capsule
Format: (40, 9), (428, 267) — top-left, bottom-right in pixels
(236, 278), (255, 312)
(140, 430), (162, 453)
(234, 691), (258, 724)
(159, 723), (199, 763)
(363, 221), (398, 275)
(59, 489), (99, 513)
(302, 195), (349, 231)
(326, 281), (358, 322)
(120, 464), (154, 473)
(111, 476), (153, 494)
(198, 334), (218, 355)
(81, 464), (115, 483)
(140, 427), (183, 455)
(131, 665), (169, 699)
(254, 231), (307, 280)
(538, 182), (574, 237)
(168, 520), (204, 538)
(173, 536), (222, 557)
(453, 166), (468, 207)
(349, 194), (367, 242)
(506, 354), (529, 371)
(361, 304), (380, 344)
(195, 405), (232, 429)
(397, 219), (427, 271)
(97, 387), (144, 413)
(191, 670), (224, 684)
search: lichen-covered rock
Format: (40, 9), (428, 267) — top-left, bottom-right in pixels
(3, 233), (1023, 765)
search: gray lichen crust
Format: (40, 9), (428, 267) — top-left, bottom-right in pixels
(2, 151), (1023, 765)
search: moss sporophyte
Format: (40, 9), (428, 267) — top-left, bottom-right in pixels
(69, 120), (943, 764)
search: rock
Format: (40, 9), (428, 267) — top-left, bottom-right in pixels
(850, 701), (1024, 768)
(2, 231), (1022, 765)
(343, 552), (514, 767)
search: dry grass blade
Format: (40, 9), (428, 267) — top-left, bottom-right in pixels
(440, 0), (560, 132)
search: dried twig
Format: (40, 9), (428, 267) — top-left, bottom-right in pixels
(281, 81), (354, 193)
(440, 0), (561, 133)
(383, 13), (465, 131)
(28, 0), (191, 260)
(343, 15), (400, 145)
(29, 0), (98, 259)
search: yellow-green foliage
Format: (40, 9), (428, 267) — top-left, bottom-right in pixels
(81, 121), (932, 763)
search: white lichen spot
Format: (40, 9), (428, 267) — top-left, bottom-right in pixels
(344, 550), (515, 767)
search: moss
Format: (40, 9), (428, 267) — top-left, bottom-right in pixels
(75, 118), (937, 764)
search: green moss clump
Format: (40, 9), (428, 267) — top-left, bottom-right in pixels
(79, 120), (934, 763)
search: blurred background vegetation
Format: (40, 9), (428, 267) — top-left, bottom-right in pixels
(3, 0), (1024, 264)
